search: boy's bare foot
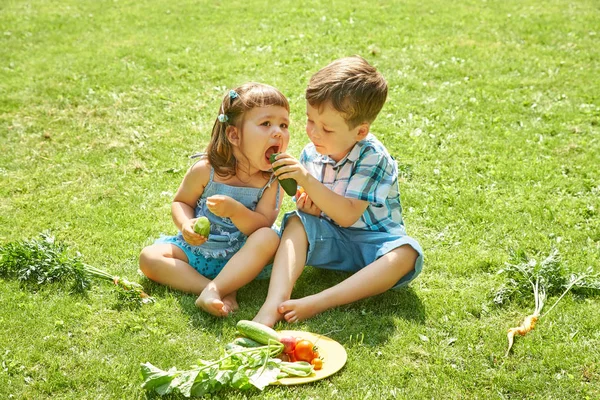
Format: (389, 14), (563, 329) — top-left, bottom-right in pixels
(195, 287), (229, 317)
(278, 295), (327, 323)
(222, 291), (239, 312)
(253, 300), (285, 327)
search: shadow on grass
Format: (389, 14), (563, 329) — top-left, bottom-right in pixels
(290, 267), (426, 346)
(141, 265), (426, 348)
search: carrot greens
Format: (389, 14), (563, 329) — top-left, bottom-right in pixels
(494, 249), (600, 356)
(0, 233), (153, 307)
(141, 341), (314, 397)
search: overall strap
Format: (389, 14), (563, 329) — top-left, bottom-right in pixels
(260, 174), (281, 210)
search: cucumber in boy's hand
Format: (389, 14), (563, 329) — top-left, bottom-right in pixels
(269, 153), (298, 196)
(193, 216), (211, 237)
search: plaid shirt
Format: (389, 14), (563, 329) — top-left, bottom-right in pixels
(299, 133), (406, 234)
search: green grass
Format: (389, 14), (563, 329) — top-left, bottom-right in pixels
(1, 0), (599, 398)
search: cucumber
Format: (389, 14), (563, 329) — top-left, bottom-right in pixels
(193, 216), (210, 237)
(236, 320), (281, 345)
(232, 337), (263, 348)
(269, 153), (298, 196)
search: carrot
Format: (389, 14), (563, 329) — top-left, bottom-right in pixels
(505, 314), (538, 357)
(502, 253), (598, 356)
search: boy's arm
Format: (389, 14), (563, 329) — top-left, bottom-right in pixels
(272, 153), (369, 227)
(301, 174), (369, 227)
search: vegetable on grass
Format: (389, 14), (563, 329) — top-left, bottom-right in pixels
(236, 320), (281, 345)
(232, 337), (263, 348)
(494, 249), (600, 356)
(0, 232), (154, 307)
(141, 323), (315, 397)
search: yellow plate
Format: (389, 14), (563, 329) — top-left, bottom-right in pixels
(274, 330), (347, 385)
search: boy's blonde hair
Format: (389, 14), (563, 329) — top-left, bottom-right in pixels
(306, 55), (388, 129)
(206, 82), (289, 177)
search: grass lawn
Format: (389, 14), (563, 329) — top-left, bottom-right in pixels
(1, 0), (599, 398)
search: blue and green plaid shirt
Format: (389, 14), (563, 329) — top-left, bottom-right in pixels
(299, 133), (406, 234)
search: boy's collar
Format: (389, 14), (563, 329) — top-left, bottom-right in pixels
(315, 134), (369, 168)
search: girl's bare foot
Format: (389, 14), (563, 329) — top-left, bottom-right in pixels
(278, 295), (327, 323)
(222, 291), (239, 313)
(253, 300), (285, 327)
(195, 287), (229, 317)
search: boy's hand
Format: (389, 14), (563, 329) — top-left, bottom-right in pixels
(181, 218), (208, 246)
(271, 153), (310, 187)
(296, 192), (321, 216)
(206, 195), (241, 218)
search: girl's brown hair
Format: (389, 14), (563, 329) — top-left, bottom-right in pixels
(206, 82), (289, 177)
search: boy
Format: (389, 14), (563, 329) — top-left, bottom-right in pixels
(254, 56), (423, 326)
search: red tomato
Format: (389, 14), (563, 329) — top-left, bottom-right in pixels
(294, 339), (315, 362)
(280, 336), (297, 354)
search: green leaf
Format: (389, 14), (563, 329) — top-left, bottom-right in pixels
(230, 370), (252, 390)
(190, 377), (212, 397)
(140, 363), (177, 391)
(247, 363), (281, 390)
(170, 369), (201, 397)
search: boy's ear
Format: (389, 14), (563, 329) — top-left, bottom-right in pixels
(355, 123), (370, 140)
(226, 126), (240, 146)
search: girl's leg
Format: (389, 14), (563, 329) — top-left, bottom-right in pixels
(139, 243), (210, 295)
(253, 216), (308, 327)
(279, 244), (418, 322)
(195, 227), (280, 316)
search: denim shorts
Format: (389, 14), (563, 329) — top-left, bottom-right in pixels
(155, 235), (272, 280)
(280, 211), (423, 288)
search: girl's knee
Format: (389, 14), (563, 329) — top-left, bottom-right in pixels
(139, 245), (161, 273)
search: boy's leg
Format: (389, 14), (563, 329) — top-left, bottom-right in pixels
(139, 243), (210, 294)
(196, 227), (280, 317)
(253, 216), (309, 327)
(279, 244), (418, 322)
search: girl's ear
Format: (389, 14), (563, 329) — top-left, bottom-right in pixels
(226, 126), (240, 146)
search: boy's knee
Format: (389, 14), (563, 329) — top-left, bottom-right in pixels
(391, 245), (419, 269)
(250, 227), (280, 251)
(282, 215), (305, 235)
(285, 215), (301, 227)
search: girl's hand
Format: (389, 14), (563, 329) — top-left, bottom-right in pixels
(181, 218), (208, 246)
(296, 192), (321, 216)
(271, 154), (310, 187)
(206, 195), (241, 218)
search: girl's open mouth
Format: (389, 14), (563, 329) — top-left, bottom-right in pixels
(265, 145), (280, 163)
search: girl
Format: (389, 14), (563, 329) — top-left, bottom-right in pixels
(140, 82), (290, 317)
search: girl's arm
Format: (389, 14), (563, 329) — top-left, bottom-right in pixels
(172, 159), (211, 246)
(207, 182), (283, 236)
(272, 154), (369, 227)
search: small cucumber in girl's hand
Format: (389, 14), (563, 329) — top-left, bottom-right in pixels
(269, 153), (298, 196)
(193, 216), (211, 237)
